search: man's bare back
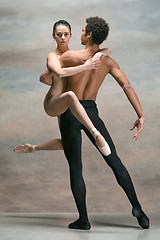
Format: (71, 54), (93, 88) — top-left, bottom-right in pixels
(60, 49), (116, 100)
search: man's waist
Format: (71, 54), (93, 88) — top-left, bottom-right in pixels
(79, 100), (97, 108)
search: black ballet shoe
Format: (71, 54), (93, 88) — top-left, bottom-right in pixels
(68, 219), (91, 230)
(132, 208), (149, 229)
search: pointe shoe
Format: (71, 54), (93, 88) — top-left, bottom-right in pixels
(14, 143), (36, 153)
(98, 141), (111, 156)
(91, 128), (111, 156)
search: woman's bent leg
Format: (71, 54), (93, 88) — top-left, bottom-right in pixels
(46, 91), (110, 155)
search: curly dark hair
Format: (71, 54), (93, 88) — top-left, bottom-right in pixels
(53, 20), (71, 35)
(86, 17), (109, 45)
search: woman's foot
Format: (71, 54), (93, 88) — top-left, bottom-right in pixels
(68, 219), (91, 230)
(132, 208), (149, 229)
(14, 143), (36, 153)
(91, 128), (111, 156)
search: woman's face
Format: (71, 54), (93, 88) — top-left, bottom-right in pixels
(53, 24), (71, 46)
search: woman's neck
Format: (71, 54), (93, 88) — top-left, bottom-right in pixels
(56, 45), (70, 54)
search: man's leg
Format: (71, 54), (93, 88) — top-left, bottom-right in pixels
(60, 109), (91, 230)
(82, 101), (149, 229)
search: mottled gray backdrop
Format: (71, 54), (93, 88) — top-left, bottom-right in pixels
(0, 0), (160, 214)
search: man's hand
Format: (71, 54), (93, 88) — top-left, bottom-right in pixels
(130, 117), (145, 140)
(40, 69), (53, 86)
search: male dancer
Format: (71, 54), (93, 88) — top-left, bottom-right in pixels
(59, 17), (149, 230)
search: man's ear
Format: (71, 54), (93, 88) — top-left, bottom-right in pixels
(87, 32), (92, 40)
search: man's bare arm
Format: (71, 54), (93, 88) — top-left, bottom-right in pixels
(108, 58), (145, 140)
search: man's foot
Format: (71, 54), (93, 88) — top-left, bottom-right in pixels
(14, 143), (36, 153)
(91, 128), (111, 156)
(132, 208), (149, 229)
(68, 219), (91, 230)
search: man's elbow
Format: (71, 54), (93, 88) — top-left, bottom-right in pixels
(122, 84), (133, 91)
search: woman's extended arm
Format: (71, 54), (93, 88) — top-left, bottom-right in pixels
(46, 52), (101, 78)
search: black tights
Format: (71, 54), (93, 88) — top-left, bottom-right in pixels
(60, 100), (142, 222)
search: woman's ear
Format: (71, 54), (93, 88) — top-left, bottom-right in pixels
(52, 33), (55, 39)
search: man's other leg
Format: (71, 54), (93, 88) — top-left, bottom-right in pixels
(83, 110), (149, 229)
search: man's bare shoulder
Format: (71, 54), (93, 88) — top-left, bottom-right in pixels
(60, 49), (85, 67)
(61, 49), (84, 58)
(103, 56), (119, 70)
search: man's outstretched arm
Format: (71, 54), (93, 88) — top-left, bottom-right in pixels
(108, 58), (145, 140)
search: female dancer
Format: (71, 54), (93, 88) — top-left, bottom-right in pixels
(14, 20), (111, 155)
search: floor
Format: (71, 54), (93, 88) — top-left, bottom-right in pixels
(0, 212), (159, 240)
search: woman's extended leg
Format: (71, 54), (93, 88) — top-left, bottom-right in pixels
(45, 91), (111, 156)
(14, 116), (63, 153)
(14, 139), (63, 153)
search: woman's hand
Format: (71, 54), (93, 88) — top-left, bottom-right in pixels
(84, 58), (101, 70)
(130, 117), (145, 140)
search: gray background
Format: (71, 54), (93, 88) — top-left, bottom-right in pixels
(0, 0), (160, 215)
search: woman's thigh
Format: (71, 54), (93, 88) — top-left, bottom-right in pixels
(44, 92), (73, 117)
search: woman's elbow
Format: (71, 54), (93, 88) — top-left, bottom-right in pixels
(55, 68), (65, 77)
(55, 70), (65, 78)
(47, 63), (62, 77)
(58, 72), (66, 78)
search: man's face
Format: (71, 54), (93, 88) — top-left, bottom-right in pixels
(81, 23), (88, 45)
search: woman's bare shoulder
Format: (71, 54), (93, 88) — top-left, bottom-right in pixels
(47, 50), (60, 59)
